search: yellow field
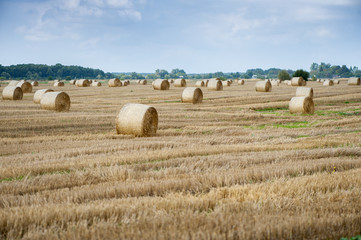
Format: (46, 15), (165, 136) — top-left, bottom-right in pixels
(1, 80), (361, 239)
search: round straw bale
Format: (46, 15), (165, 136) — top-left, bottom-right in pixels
(181, 87), (203, 104)
(320, 79), (325, 83)
(255, 81), (272, 92)
(40, 92), (70, 112)
(204, 79), (209, 87)
(121, 81), (128, 86)
(174, 79), (186, 87)
(270, 80), (279, 86)
(7, 80), (19, 86)
(33, 89), (54, 104)
(16, 81), (32, 93)
(207, 80), (223, 91)
(323, 80), (334, 86)
(296, 87), (313, 98)
(302, 80), (307, 86)
(91, 81), (101, 87)
(54, 81), (64, 87)
(291, 77), (304, 86)
(333, 79), (340, 84)
(348, 77), (360, 85)
(195, 80), (204, 87)
(116, 103), (158, 137)
(168, 79), (174, 84)
(125, 80), (130, 85)
(289, 96), (314, 114)
(139, 80), (147, 85)
(238, 79), (245, 85)
(69, 80), (76, 85)
(31, 81), (39, 86)
(222, 81), (230, 86)
(153, 79), (170, 90)
(108, 78), (121, 87)
(76, 79), (90, 87)
(2, 86), (23, 100)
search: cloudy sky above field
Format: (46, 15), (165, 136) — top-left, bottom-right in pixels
(0, 0), (361, 73)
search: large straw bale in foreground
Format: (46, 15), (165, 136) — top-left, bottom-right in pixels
(348, 77), (360, 85)
(2, 86), (23, 100)
(76, 79), (90, 87)
(291, 77), (304, 86)
(296, 87), (313, 98)
(238, 79), (245, 85)
(31, 81), (39, 86)
(40, 92), (71, 112)
(323, 80), (334, 86)
(153, 79), (170, 90)
(207, 80), (223, 91)
(255, 81), (272, 92)
(108, 78), (121, 87)
(181, 87), (203, 104)
(16, 81), (32, 93)
(116, 103), (158, 137)
(33, 89), (54, 104)
(195, 81), (204, 87)
(7, 80), (20, 86)
(174, 79), (186, 87)
(289, 96), (314, 114)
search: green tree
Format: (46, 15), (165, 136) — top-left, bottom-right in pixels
(293, 69), (310, 81)
(278, 70), (291, 80)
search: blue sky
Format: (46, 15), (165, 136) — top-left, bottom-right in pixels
(0, 0), (360, 73)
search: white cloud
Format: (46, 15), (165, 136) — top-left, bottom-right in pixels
(118, 9), (141, 21)
(106, 0), (130, 7)
(79, 37), (100, 47)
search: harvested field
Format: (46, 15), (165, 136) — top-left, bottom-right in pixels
(0, 79), (361, 240)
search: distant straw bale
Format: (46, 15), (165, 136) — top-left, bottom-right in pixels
(296, 87), (313, 98)
(76, 79), (90, 87)
(108, 78), (121, 87)
(238, 79), (245, 85)
(31, 81), (39, 86)
(139, 80), (147, 85)
(91, 81), (101, 87)
(207, 80), (223, 91)
(54, 82), (64, 87)
(291, 77), (304, 86)
(323, 80), (334, 86)
(16, 81), (32, 93)
(348, 77), (360, 85)
(153, 79), (170, 90)
(195, 81), (204, 87)
(255, 81), (272, 92)
(174, 79), (186, 87)
(116, 103), (158, 137)
(33, 89), (54, 104)
(181, 87), (203, 104)
(2, 86), (23, 100)
(289, 96), (314, 114)
(40, 92), (70, 112)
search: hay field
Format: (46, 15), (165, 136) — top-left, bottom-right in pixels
(1, 80), (361, 239)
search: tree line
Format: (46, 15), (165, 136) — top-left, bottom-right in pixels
(0, 62), (359, 81)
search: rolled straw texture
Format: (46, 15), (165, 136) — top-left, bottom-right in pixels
(40, 92), (71, 112)
(291, 77), (304, 86)
(76, 79), (90, 87)
(181, 87), (203, 104)
(289, 96), (314, 114)
(153, 79), (170, 90)
(2, 86), (23, 100)
(116, 103), (158, 137)
(238, 79), (245, 85)
(16, 81), (32, 93)
(108, 78), (121, 87)
(348, 77), (360, 85)
(207, 80), (223, 91)
(323, 80), (334, 86)
(31, 81), (39, 86)
(174, 79), (186, 87)
(255, 81), (272, 92)
(33, 89), (53, 104)
(195, 81), (204, 87)
(295, 87), (313, 98)
(7, 80), (19, 86)
(92, 81), (101, 86)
